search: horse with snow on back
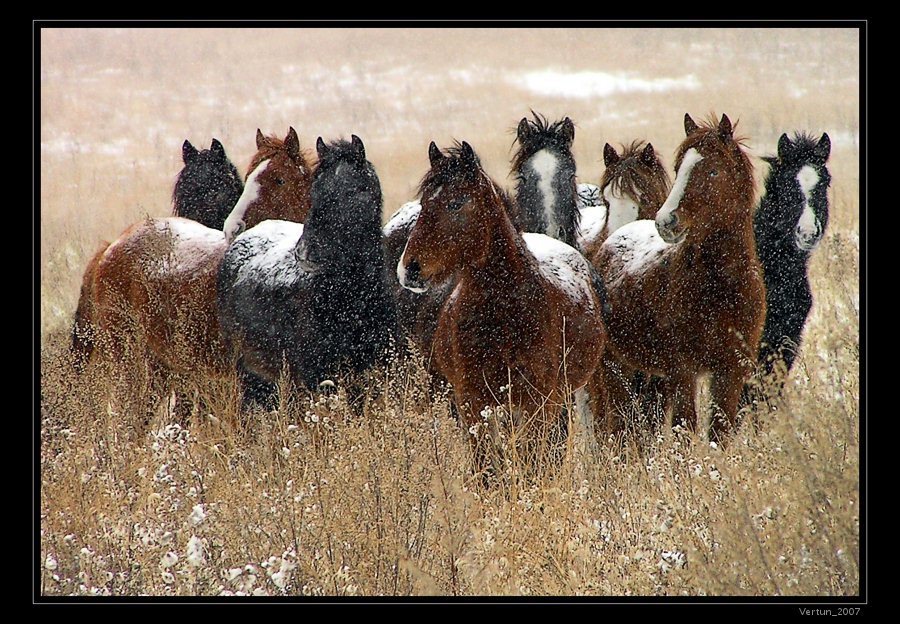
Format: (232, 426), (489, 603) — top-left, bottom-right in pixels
(590, 114), (765, 442)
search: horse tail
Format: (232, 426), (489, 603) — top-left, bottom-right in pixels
(70, 243), (108, 373)
(587, 262), (612, 325)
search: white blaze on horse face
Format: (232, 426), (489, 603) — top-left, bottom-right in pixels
(224, 160), (270, 243)
(397, 241), (427, 293)
(795, 165), (821, 250)
(603, 185), (640, 235)
(656, 148), (703, 237)
(529, 149), (560, 237)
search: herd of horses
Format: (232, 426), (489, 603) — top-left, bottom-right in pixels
(67, 111), (832, 478)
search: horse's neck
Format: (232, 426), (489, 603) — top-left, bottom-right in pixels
(515, 172), (578, 247)
(686, 219), (760, 282)
(463, 210), (536, 300)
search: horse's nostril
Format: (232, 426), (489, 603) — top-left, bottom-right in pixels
(407, 259), (421, 281)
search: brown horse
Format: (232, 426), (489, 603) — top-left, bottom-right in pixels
(71, 128), (313, 426)
(578, 141), (671, 260)
(590, 114), (765, 442)
(398, 141), (607, 476)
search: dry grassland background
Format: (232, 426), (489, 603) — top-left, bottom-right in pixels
(38, 26), (861, 599)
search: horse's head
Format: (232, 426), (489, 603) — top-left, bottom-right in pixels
(600, 140), (671, 229)
(511, 112), (579, 244)
(765, 131), (832, 252)
(399, 141), (503, 292)
(295, 135), (384, 272)
(656, 113), (754, 244)
(173, 138), (245, 229)
(224, 128), (313, 242)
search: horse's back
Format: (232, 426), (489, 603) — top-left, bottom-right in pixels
(93, 216), (229, 373)
(597, 220), (672, 286)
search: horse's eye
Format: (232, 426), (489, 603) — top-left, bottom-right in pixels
(447, 197), (469, 211)
(709, 170), (718, 178)
(276, 178), (286, 186)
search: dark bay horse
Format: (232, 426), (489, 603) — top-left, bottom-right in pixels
(217, 136), (397, 399)
(172, 138), (245, 230)
(398, 141), (606, 475)
(744, 131), (831, 404)
(591, 114), (765, 441)
(71, 128), (313, 425)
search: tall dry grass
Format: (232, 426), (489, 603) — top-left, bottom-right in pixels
(38, 26), (861, 598)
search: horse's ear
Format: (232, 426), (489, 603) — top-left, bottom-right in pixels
(641, 142), (657, 167)
(256, 129), (266, 150)
(182, 140), (199, 164)
(560, 117), (575, 146)
(316, 136), (328, 160)
(210, 138), (226, 160)
(718, 114), (733, 140)
(777, 133), (793, 161)
(684, 113), (699, 136)
(460, 141), (478, 169)
(603, 143), (619, 167)
(428, 141), (444, 167)
(351, 134), (366, 160)
(517, 117), (531, 142)
(285, 127), (302, 161)
(813, 132), (831, 164)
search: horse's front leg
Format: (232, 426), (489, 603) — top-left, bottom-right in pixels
(665, 373), (697, 433)
(709, 367), (748, 443)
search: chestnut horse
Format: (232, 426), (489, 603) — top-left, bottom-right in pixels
(384, 113), (585, 361)
(398, 141), (606, 476)
(591, 114), (765, 441)
(578, 140), (672, 260)
(217, 136), (397, 400)
(71, 128), (313, 425)
(743, 131), (831, 405)
(172, 137), (245, 229)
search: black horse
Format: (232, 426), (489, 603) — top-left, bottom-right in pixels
(173, 138), (245, 230)
(510, 112), (581, 248)
(217, 135), (397, 403)
(746, 131), (831, 403)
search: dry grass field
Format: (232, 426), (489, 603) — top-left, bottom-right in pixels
(38, 26), (861, 599)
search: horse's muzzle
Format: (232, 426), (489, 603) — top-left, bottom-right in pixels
(398, 257), (428, 293)
(655, 215), (687, 244)
(295, 238), (320, 273)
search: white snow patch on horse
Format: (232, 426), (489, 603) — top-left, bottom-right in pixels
(232, 219), (306, 288)
(382, 201), (421, 236)
(523, 233), (594, 306)
(141, 218), (225, 274)
(603, 220), (673, 279)
(576, 204), (608, 249)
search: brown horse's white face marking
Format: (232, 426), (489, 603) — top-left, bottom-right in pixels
(224, 159), (269, 243)
(655, 148), (703, 244)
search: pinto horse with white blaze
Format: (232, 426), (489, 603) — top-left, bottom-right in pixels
(398, 141), (607, 476)
(578, 141), (672, 261)
(217, 135), (397, 400)
(744, 131), (831, 405)
(591, 114), (765, 441)
(71, 128), (313, 427)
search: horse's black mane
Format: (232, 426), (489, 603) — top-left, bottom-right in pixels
(511, 111), (575, 174)
(418, 142), (479, 197)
